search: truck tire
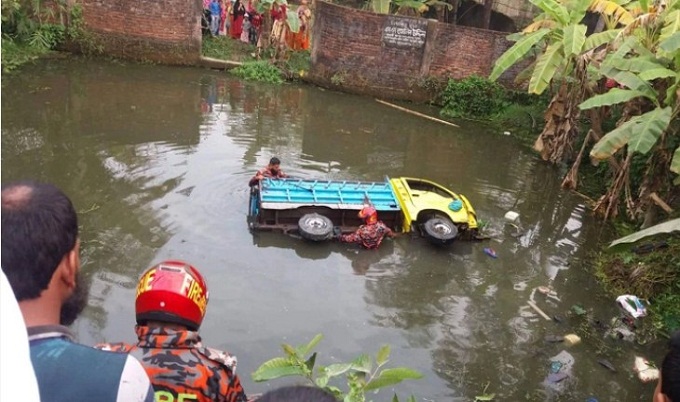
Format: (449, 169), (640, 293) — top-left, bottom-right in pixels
(298, 213), (334, 241)
(423, 217), (458, 245)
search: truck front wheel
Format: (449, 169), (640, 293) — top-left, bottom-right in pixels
(423, 217), (458, 245)
(298, 213), (334, 241)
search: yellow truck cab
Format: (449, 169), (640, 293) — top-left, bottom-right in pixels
(248, 176), (478, 245)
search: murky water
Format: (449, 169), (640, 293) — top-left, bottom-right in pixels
(1, 58), (664, 401)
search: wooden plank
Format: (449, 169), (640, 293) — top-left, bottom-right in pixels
(375, 99), (460, 128)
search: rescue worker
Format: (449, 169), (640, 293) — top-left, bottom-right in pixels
(338, 206), (395, 249)
(97, 260), (248, 402)
(249, 157), (288, 187)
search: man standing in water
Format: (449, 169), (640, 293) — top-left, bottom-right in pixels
(1, 180), (154, 402)
(338, 206), (395, 249)
(249, 156), (289, 187)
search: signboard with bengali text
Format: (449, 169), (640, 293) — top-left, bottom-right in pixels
(381, 16), (428, 49)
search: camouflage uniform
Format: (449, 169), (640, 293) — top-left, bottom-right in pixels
(98, 326), (247, 402)
(340, 222), (394, 249)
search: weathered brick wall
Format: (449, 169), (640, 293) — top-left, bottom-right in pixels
(81, 0), (202, 64)
(309, 1), (518, 101)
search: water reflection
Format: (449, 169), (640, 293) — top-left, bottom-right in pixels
(1, 58), (657, 401)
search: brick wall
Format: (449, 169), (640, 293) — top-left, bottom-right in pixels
(81, 0), (202, 64)
(309, 1), (518, 101)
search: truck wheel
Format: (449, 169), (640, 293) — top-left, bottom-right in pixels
(298, 213), (334, 241)
(423, 217), (458, 245)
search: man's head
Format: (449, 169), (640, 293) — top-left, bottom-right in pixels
(655, 331), (680, 402)
(135, 260), (209, 331)
(1, 181), (86, 325)
(358, 206), (378, 225)
(268, 157), (282, 175)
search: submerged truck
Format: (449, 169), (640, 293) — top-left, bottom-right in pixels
(248, 176), (479, 245)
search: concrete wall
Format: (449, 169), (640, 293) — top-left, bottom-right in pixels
(309, 1), (519, 101)
(81, 0), (202, 65)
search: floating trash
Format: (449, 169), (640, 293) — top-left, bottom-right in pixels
(504, 211), (520, 223)
(634, 356), (659, 382)
(571, 304), (587, 316)
(597, 359), (616, 372)
(544, 335), (564, 343)
(616, 295), (647, 318)
(483, 248), (497, 258)
(563, 334), (581, 346)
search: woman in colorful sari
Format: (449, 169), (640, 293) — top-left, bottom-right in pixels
(230, 0), (246, 39)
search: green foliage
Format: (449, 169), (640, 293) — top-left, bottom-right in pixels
(252, 334), (423, 402)
(594, 235), (680, 334)
(440, 76), (508, 119)
(230, 61), (284, 84)
(1, 35), (48, 73)
(202, 35), (255, 61)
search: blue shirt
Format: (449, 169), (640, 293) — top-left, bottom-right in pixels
(28, 325), (154, 402)
(209, 1), (221, 16)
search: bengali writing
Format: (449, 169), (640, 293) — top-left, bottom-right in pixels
(381, 17), (427, 48)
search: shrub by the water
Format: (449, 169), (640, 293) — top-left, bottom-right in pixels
(440, 75), (508, 119)
(230, 61), (284, 84)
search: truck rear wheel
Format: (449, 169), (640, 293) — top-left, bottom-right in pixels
(298, 213), (334, 241)
(423, 217), (458, 245)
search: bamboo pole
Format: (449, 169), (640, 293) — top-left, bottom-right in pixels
(375, 99), (460, 128)
(527, 300), (552, 321)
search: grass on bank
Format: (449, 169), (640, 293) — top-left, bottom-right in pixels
(202, 35), (311, 84)
(594, 236), (680, 335)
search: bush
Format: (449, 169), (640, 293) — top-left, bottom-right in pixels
(230, 60), (284, 84)
(440, 75), (508, 119)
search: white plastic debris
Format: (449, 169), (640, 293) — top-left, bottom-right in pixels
(504, 211), (520, 224)
(616, 295), (647, 318)
(503, 131), (511, 136)
(634, 356), (659, 382)
(563, 334), (581, 346)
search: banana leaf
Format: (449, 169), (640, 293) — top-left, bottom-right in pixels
(672, 146), (680, 174)
(639, 67), (677, 81)
(589, 0), (634, 25)
(563, 24), (587, 56)
(529, 42), (564, 94)
(608, 218), (680, 252)
(578, 88), (648, 110)
(371, 0), (391, 13)
(610, 55), (666, 73)
(489, 29), (550, 81)
(659, 10), (680, 43)
(530, 0), (570, 25)
(609, 70), (657, 101)
(660, 31), (680, 53)
(583, 28), (620, 50)
(590, 107), (672, 159)
(286, 9), (300, 33)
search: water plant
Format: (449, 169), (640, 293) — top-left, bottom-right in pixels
(230, 60), (284, 84)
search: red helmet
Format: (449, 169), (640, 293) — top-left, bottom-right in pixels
(135, 260), (209, 331)
(358, 206), (378, 224)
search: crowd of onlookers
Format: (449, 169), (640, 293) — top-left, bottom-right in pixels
(202, 0), (311, 51)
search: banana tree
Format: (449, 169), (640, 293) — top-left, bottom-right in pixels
(577, 1), (680, 221)
(489, 0), (633, 165)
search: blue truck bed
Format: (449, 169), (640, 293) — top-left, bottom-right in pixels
(259, 178), (401, 211)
